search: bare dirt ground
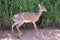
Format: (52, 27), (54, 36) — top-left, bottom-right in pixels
(0, 27), (60, 40)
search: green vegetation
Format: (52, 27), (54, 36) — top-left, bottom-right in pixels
(0, 0), (60, 28)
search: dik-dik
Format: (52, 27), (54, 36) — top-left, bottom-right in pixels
(12, 4), (47, 35)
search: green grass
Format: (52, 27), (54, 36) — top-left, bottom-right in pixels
(0, 0), (60, 27)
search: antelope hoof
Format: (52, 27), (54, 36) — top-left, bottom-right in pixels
(36, 31), (40, 33)
(35, 30), (40, 33)
(19, 33), (24, 36)
(12, 31), (13, 33)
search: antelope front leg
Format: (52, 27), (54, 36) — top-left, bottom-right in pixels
(16, 22), (24, 35)
(33, 22), (39, 33)
(16, 25), (22, 33)
(12, 23), (17, 33)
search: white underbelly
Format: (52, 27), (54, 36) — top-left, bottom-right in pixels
(23, 20), (31, 23)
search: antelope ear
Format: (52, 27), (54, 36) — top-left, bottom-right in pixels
(38, 4), (41, 7)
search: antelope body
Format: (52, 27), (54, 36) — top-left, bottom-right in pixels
(12, 4), (47, 34)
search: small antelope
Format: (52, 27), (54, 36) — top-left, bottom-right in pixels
(12, 4), (47, 34)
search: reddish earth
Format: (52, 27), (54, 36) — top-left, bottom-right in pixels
(0, 27), (60, 40)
